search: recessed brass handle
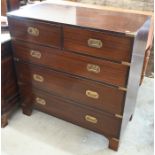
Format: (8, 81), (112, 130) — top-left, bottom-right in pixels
(87, 64), (100, 73)
(27, 27), (39, 36)
(85, 115), (98, 124)
(35, 97), (46, 105)
(86, 90), (99, 99)
(88, 38), (102, 48)
(33, 74), (44, 82)
(30, 50), (41, 59)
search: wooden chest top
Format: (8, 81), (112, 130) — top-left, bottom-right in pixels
(7, 1), (151, 35)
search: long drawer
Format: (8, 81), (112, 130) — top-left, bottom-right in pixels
(12, 41), (129, 87)
(16, 62), (125, 115)
(8, 17), (62, 48)
(19, 86), (122, 138)
(63, 25), (133, 62)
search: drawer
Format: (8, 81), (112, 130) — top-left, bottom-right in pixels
(13, 41), (129, 87)
(20, 87), (122, 138)
(8, 17), (61, 48)
(64, 26), (133, 62)
(16, 62), (125, 115)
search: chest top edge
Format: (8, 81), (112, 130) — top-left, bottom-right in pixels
(7, 2), (151, 37)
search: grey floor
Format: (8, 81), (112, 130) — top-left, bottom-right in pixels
(1, 77), (154, 155)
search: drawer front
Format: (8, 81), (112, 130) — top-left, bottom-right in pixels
(16, 62), (125, 115)
(20, 87), (121, 138)
(13, 41), (129, 87)
(64, 26), (133, 62)
(8, 17), (61, 48)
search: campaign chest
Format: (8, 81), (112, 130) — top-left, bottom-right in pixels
(7, 1), (153, 150)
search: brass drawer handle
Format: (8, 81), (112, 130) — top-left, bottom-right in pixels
(88, 38), (102, 48)
(87, 64), (100, 73)
(30, 50), (41, 59)
(27, 27), (39, 36)
(85, 115), (98, 124)
(86, 90), (99, 99)
(33, 74), (44, 82)
(35, 97), (46, 105)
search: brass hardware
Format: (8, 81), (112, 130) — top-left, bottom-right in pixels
(35, 97), (46, 105)
(86, 90), (99, 99)
(118, 87), (127, 92)
(33, 74), (44, 82)
(87, 64), (100, 73)
(112, 138), (119, 142)
(121, 61), (131, 66)
(88, 38), (103, 48)
(125, 31), (136, 37)
(115, 114), (123, 119)
(27, 27), (39, 36)
(85, 115), (98, 123)
(30, 50), (41, 59)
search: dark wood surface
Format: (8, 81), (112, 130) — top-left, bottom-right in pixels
(140, 16), (154, 84)
(12, 41), (129, 87)
(16, 62), (125, 115)
(8, 17), (62, 48)
(1, 0), (7, 16)
(64, 25), (134, 62)
(1, 0), (19, 16)
(1, 35), (19, 127)
(1, 56), (13, 84)
(108, 138), (120, 151)
(7, 2), (150, 34)
(7, 0), (20, 11)
(19, 86), (122, 138)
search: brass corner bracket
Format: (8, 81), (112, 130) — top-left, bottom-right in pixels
(125, 31), (137, 37)
(115, 114), (123, 119)
(118, 87), (127, 92)
(112, 138), (119, 142)
(121, 61), (131, 66)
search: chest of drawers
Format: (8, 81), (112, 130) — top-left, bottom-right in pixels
(7, 1), (153, 151)
(1, 32), (19, 127)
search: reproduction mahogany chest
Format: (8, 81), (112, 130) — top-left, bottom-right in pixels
(7, 1), (153, 151)
(1, 31), (19, 127)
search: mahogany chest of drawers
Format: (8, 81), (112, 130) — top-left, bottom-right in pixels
(7, 1), (153, 151)
(1, 32), (19, 127)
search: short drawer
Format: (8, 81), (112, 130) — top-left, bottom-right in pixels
(64, 26), (133, 62)
(16, 62), (125, 115)
(8, 17), (61, 48)
(20, 87), (122, 138)
(13, 41), (129, 87)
